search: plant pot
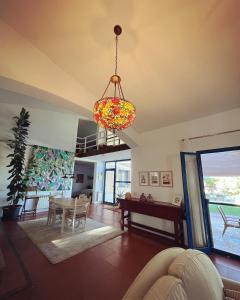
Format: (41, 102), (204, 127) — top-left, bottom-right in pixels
(1, 205), (22, 221)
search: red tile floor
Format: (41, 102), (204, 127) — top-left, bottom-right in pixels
(0, 204), (240, 300)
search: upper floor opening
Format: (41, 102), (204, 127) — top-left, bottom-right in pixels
(75, 120), (129, 158)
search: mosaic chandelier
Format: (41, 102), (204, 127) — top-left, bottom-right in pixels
(93, 25), (136, 131)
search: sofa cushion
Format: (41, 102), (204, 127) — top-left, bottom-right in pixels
(168, 249), (224, 300)
(143, 275), (187, 300)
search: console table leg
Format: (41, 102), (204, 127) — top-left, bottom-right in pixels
(121, 209), (124, 230)
(127, 211), (132, 230)
(180, 220), (184, 246)
(174, 221), (179, 245)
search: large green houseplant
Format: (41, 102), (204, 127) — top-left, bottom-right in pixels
(2, 108), (30, 220)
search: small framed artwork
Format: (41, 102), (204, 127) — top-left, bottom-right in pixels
(76, 174), (84, 183)
(160, 171), (173, 187)
(172, 195), (182, 206)
(149, 171), (160, 187)
(139, 172), (149, 186)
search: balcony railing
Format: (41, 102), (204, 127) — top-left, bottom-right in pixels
(76, 130), (124, 153)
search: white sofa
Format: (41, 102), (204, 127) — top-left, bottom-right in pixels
(123, 248), (240, 300)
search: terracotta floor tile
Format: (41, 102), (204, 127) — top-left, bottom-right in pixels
(1, 204), (240, 300)
(89, 242), (116, 258)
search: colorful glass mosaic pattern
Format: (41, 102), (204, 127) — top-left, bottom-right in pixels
(93, 97), (136, 130)
(25, 146), (74, 191)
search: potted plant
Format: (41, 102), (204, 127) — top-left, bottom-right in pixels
(2, 108), (30, 221)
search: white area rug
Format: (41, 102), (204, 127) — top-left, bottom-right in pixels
(18, 217), (122, 264)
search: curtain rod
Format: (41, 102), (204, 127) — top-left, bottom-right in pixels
(181, 129), (240, 142)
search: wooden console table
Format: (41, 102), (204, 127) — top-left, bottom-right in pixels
(118, 198), (184, 246)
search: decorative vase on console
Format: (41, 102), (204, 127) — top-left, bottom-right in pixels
(147, 194), (153, 202)
(139, 193), (147, 202)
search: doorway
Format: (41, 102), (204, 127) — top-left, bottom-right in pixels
(103, 160), (131, 205)
(181, 146), (240, 258)
(104, 169), (115, 204)
(200, 148), (240, 257)
(72, 161), (94, 200)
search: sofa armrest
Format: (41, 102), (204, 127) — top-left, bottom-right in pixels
(222, 277), (240, 292)
(123, 248), (185, 300)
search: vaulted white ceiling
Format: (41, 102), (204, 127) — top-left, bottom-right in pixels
(0, 0), (240, 133)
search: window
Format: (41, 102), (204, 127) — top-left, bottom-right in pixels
(106, 161), (115, 169)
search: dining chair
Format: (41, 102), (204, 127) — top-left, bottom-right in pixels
(47, 196), (63, 225)
(64, 198), (91, 232)
(21, 186), (39, 220)
(217, 205), (240, 236)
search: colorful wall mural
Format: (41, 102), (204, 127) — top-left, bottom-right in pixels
(25, 145), (74, 191)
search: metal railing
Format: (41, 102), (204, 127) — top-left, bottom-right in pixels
(76, 130), (123, 153)
(208, 200), (240, 208)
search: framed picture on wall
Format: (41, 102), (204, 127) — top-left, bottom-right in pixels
(160, 171), (173, 187)
(139, 172), (149, 186)
(76, 174), (84, 183)
(149, 171), (160, 186)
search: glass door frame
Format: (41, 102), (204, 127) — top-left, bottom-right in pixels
(198, 145), (240, 259)
(180, 152), (212, 253)
(103, 168), (116, 204)
(103, 159), (131, 205)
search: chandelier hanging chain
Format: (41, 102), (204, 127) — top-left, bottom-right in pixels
(117, 83), (121, 98)
(101, 79), (111, 99)
(93, 25), (136, 131)
(119, 83), (125, 100)
(115, 35), (118, 75)
(114, 81), (117, 98)
(101, 32), (119, 99)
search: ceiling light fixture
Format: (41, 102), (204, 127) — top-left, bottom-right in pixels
(93, 25), (136, 131)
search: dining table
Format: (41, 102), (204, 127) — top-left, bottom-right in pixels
(54, 197), (83, 233)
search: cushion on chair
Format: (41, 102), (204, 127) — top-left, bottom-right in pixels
(143, 275), (187, 300)
(168, 249), (224, 300)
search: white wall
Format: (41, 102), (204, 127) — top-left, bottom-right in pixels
(0, 103), (79, 151)
(131, 108), (240, 235)
(0, 19), (94, 118)
(0, 103), (79, 205)
(0, 142), (11, 205)
(132, 108), (240, 200)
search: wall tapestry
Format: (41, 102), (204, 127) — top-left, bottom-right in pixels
(25, 145), (74, 191)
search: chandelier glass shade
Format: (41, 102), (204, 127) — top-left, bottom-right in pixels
(93, 25), (136, 131)
(93, 97), (136, 130)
